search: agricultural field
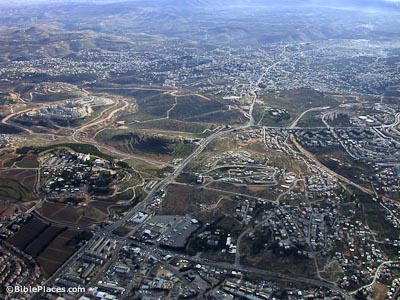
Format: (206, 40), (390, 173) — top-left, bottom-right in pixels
(24, 226), (64, 258)
(0, 168), (37, 201)
(14, 154), (39, 168)
(37, 230), (92, 277)
(7, 216), (92, 277)
(38, 201), (109, 227)
(7, 217), (48, 249)
(1, 145), (151, 226)
(0, 152), (21, 168)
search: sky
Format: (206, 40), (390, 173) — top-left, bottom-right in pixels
(3, 0), (400, 7)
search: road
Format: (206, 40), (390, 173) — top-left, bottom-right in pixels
(78, 98), (130, 132)
(290, 133), (398, 203)
(104, 125), (234, 233)
(70, 97), (176, 167)
(1, 107), (35, 134)
(42, 68), (264, 289)
(39, 235), (100, 298)
(380, 112), (400, 128)
(134, 242), (354, 300)
(290, 135), (376, 196)
(104, 62), (274, 233)
(350, 260), (400, 295)
(289, 106), (330, 129)
(25, 69), (365, 300)
(247, 58), (285, 126)
(43, 124), (237, 285)
(72, 129), (174, 167)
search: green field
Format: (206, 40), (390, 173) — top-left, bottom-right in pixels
(16, 143), (115, 161)
(96, 129), (196, 160)
(254, 90), (339, 126)
(15, 154), (39, 168)
(0, 178), (31, 200)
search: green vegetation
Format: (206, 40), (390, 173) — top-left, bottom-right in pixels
(355, 191), (399, 241)
(0, 93), (15, 104)
(15, 154), (39, 168)
(254, 90), (339, 126)
(16, 143), (114, 161)
(0, 124), (23, 134)
(133, 118), (212, 135)
(96, 130), (195, 159)
(297, 111), (325, 128)
(326, 113), (351, 127)
(311, 145), (378, 185)
(173, 143), (196, 158)
(116, 161), (130, 168)
(0, 178), (31, 200)
(30, 91), (80, 102)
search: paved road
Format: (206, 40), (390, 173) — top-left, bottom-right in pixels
(42, 79), (260, 289)
(134, 242), (355, 300)
(72, 129), (174, 167)
(1, 107), (35, 134)
(290, 134), (398, 203)
(351, 260), (400, 295)
(105, 126), (234, 233)
(28, 77), (367, 300)
(42, 125), (237, 287)
(289, 106), (330, 129)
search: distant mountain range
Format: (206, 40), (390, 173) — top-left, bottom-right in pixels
(162, 0), (400, 10)
(3, 0), (400, 10)
(1, 0), (399, 48)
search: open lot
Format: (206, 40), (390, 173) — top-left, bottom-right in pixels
(254, 90), (339, 126)
(160, 184), (237, 222)
(38, 201), (109, 226)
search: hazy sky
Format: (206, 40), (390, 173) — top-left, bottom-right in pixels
(4, 0), (400, 7)
(20, 0), (398, 1)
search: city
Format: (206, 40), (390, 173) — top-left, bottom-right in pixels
(0, 0), (399, 299)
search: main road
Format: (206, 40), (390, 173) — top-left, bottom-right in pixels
(43, 68), (264, 289)
(40, 63), (356, 299)
(105, 125), (236, 233)
(43, 113), (244, 288)
(289, 106), (330, 129)
(104, 61), (277, 232)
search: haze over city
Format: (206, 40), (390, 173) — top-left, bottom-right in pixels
(0, 0), (399, 299)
